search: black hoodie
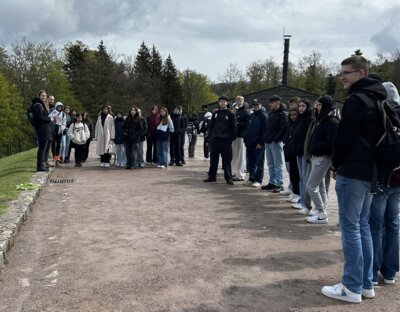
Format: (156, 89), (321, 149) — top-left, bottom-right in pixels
(332, 77), (387, 181)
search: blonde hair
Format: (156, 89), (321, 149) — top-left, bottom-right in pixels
(235, 95), (244, 101)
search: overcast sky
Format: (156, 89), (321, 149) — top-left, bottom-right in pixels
(0, 0), (399, 81)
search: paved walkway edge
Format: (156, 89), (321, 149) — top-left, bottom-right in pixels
(0, 170), (51, 268)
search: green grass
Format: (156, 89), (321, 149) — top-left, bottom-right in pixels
(0, 148), (37, 215)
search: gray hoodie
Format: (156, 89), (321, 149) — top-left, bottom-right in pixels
(383, 82), (400, 108)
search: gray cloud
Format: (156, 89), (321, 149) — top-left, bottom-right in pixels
(370, 4), (400, 53)
(0, 0), (399, 80)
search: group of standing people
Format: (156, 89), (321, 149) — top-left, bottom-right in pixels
(203, 55), (399, 304)
(30, 90), (93, 171)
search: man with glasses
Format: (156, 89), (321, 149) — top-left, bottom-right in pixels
(321, 55), (387, 303)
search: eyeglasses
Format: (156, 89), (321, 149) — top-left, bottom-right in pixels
(340, 70), (359, 76)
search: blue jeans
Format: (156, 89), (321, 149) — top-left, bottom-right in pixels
(265, 142), (284, 186)
(296, 155), (309, 205)
(246, 144), (265, 183)
(115, 143), (126, 166)
(369, 185), (400, 282)
(336, 175), (374, 293)
(60, 134), (70, 159)
(156, 140), (169, 166)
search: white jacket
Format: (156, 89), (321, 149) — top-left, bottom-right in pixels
(68, 122), (90, 145)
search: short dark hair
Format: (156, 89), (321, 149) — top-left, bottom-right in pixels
(288, 96), (301, 104)
(269, 95), (282, 103)
(341, 55), (369, 74)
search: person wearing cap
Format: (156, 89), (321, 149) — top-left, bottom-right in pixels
(304, 95), (339, 223)
(200, 112), (212, 159)
(204, 96), (237, 185)
(232, 95), (251, 181)
(261, 95), (288, 192)
(243, 99), (268, 187)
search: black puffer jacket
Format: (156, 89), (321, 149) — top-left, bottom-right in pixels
(290, 109), (313, 156)
(123, 118), (144, 144)
(264, 104), (288, 143)
(283, 117), (297, 161)
(332, 77), (387, 181)
(234, 104), (251, 138)
(114, 116), (125, 144)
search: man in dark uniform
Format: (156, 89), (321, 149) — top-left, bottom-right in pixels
(204, 96), (237, 185)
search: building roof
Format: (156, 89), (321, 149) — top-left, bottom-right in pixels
(203, 85), (344, 110)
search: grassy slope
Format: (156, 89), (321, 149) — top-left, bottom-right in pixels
(0, 149), (37, 215)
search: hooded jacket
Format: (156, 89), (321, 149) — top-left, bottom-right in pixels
(382, 82), (400, 186)
(308, 96), (339, 157)
(48, 102), (67, 135)
(332, 77), (387, 181)
(290, 108), (313, 156)
(243, 107), (268, 147)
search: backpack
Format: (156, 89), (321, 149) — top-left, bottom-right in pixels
(186, 121), (197, 135)
(356, 93), (400, 171)
(27, 102), (37, 126)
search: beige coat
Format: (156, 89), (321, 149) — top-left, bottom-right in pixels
(95, 114), (115, 155)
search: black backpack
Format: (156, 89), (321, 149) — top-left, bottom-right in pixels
(27, 102), (37, 126)
(356, 93), (400, 171)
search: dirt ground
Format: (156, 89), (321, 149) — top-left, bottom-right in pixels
(0, 137), (399, 312)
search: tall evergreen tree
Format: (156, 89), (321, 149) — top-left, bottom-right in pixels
(132, 42), (152, 109)
(149, 45), (163, 109)
(161, 55), (183, 111)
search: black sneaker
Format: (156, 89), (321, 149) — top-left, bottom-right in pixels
(181, 160), (186, 164)
(203, 177), (217, 182)
(226, 179), (234, 185)
(272, 186), (284, 193)
(261, 183), (276, 190)
(176, 162), (183, 166)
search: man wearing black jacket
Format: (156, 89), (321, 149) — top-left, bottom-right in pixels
(261, 95), (288, 192)
(243, 99), (268, 187)
(204, 96), (237, 185)
(322, 56), (386, 303)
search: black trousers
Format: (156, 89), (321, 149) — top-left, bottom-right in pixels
(288, 156), (300, 195)
(208, 139), (232, 181)
(180, 133), (185, 162)
(146, 136), (157, 163)
(125, 141), (138, 167)
(203, 139), (210, 158)
(74, 144), (84, 164)
(170, 133), (182, 164)
(37, 138), (49, 169)
(51, 133), (62, 157)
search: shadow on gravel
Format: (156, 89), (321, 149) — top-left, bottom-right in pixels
(159, 168), (338, 241)
(222, 249), (342, 272)
(183, 279), (346, 312)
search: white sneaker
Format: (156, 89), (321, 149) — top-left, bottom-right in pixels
(384, 278), (395, 285)
(308, 209), (317, 216)
(291, 203), (303, 210)
(100, 162), (106, 167)
(279, 190), (292, 196)
(306, 212), (328, 224)
(251, 182), (261, 188)
(298, 207), (310, 215)
(105, 163), (110, 168)
(361, 288), (375, 299)
(290, 195), (301, 203)
(159, 165), (166, 169)
(321, 283), (361, 303)
(242, 180), (253, 186)
(286, 194), (295, 202)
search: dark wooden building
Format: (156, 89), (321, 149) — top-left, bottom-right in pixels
(202, 85), (344, 111)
